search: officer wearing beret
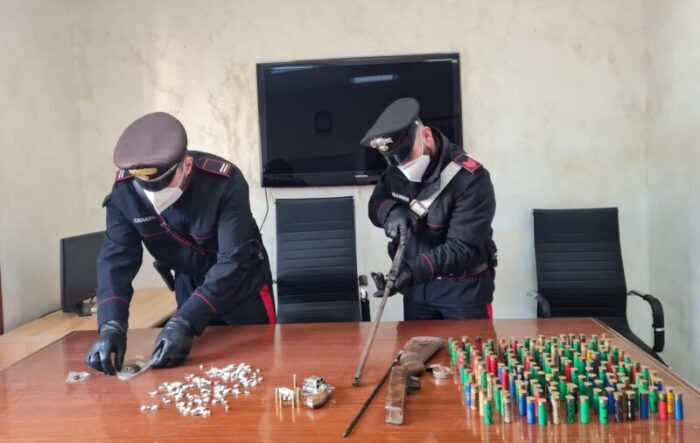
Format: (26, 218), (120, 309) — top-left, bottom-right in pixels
(361, 98), (497, 320)
(86, 112), (275, 374)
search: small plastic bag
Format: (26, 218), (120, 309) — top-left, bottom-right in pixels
(117, 357), (153, 381)
(66, 371), (91, 383)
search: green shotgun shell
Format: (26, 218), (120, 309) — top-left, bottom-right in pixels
(566, 395), (576, 424)
(599, 397), (609, 424)
(538, 398), (548, 426)
(484, 399), (493, 425)
(580, 395), (590, 424)
(649, 386), (659, 413)
(592, 388), (602, 415)
(494, 388), (502, 414)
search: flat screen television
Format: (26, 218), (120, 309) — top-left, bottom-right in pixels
(257, 53), (462, 187)
(60, 231), (105, 316)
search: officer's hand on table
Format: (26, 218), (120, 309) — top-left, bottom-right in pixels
(151, 314), (195, 368)
(85, 320), (127, 375)
(374, 264), (413, 297)
(383, 206), (412, 243)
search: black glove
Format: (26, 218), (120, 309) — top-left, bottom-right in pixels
(383, 206), (411, 243)
(151, 314), (195, 368)
(374, 264), (413, 297)
(85, 320), (127, 375)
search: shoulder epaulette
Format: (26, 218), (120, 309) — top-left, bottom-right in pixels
(195, 157), (233, 177)
(452, 152), (483, 175)
(115, 170), (134, 182)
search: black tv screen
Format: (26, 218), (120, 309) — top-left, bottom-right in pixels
(257, 53), (462, 187)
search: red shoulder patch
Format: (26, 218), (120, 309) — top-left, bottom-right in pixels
(115, 170), (134, 182)
(195, 157), (234, 178)
(452, 153), (483, 175)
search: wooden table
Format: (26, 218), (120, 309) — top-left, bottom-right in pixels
(0, 318), (697, 441)
(0, 289), (176, 370)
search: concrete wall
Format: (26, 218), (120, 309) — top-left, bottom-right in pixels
(0, 0), (85, 328)
(0, 0), (659, 374)
(646, 0), (700, 387)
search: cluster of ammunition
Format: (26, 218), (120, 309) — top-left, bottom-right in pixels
(275, 373), (301, 411)
(139, 363), (262, 417)
(448, 333), (685, 426)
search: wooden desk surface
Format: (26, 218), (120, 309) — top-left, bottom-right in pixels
(2, 288), (176, 339)
(0, 289), (176, 371)
(0, 319), (697, 442)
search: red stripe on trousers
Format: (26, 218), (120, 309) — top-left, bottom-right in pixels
(487, 303), (493, 320)
(259, 284), (276, 324)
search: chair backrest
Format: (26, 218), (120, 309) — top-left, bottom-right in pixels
(533, 208), (627, 318)
(275, 197), (361, 323)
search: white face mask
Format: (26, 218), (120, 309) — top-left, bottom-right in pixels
(397, 137), (430, 182)
(144, 167), (185, 214)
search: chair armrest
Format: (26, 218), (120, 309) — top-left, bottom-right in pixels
(628, 290), (665, 353)
(527, 291), (551, 318)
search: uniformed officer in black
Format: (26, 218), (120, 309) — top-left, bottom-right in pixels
(361, 98), (497, 320)
(85, 112), (275, 374)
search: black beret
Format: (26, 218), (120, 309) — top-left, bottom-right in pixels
(360, 97), (420, 164)
(114, 112), (187, 191)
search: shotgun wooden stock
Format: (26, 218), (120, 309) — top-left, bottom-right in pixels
(385, 336), (446, 425)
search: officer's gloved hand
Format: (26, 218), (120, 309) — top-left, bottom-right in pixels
(383, 206), (412, 243)
(85, 320), (127, 375)
(375, 264), (413, 297)
(151, 314), (195, 368)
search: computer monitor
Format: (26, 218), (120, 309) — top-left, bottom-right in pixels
(60, 231), (105, 316)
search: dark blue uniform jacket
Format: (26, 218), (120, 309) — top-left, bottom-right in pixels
(368, 130), (497, 307)
(96, 151), (273, 334)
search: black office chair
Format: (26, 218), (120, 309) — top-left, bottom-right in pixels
(528, 208), (665, 361)
(275, 197), (370, 323)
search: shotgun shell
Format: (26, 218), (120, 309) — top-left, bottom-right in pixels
(578, 375), (587, 393)
(566, 395), (576, 424)
(605, 387), (615, 414)
(526, 397), (536, 424)
(640, 391), (649, 420)
(626, 390), (636, 421)
(502, 368), (510, 391)
(551, 394), (561, 425)
(509, 373), (517, 398)
(568, 383), (578, 402)
(579, 395), (590, 424)
(484, 400), (493, 425)
(666, 388), (675, 415)
(658, 392), (668, 420)
(519, 390), (527, 417)
(537, 398), (547, 426)
(479, 388), (485, 416)
(470, 384), (479, 411)
(464, 383), (472, 406)
(674, 392), (684, 420)
(495, 388), (503, 415)
(592, 388), (602, 415)
(599, 397), (608, 424)
(614, 392), (624, 423)
(503, 394), (513, 424)
(649, 386), (659, 413)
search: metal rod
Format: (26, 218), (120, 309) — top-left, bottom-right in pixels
(352, 232), (410, 387)
(343, 352), (402, 438)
